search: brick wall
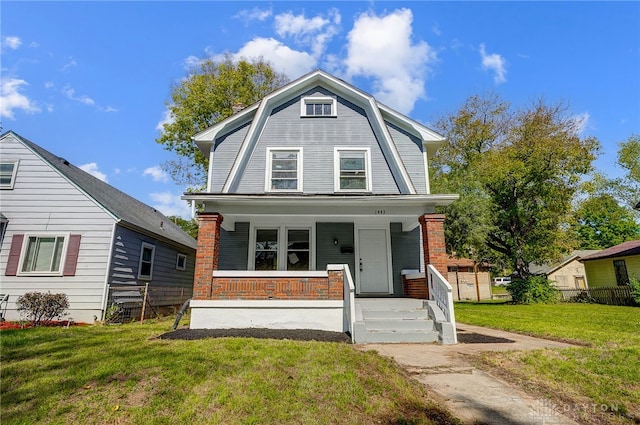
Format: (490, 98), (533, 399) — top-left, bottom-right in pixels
(419, 214), (448, 278)
(209, 274), (344, 300)
(402, 274), (429, 299)
(193, 213), (223, 300)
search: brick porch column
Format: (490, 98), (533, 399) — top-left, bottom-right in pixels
(419, 213), (448, 278)
(193, 212), (223, 300)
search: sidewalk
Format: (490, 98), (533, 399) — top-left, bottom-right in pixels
(360, 323), (580, 425)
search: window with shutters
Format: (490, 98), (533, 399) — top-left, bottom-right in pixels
(18, 234), (68, 276)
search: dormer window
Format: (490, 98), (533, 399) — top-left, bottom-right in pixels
(300, 96), (337, 117)
(266, 148), (303, 192)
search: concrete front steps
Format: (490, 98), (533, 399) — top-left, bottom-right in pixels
(354, 298), (439, 343)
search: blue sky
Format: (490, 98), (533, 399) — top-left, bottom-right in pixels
(2, 1), (639, 218)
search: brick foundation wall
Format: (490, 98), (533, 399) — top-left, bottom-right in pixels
(402, 275), (429, 299)
(209, 275), (343, 300)
(419, 214), (448, 278)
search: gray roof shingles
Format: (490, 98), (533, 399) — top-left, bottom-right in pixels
(6, 131), (196, 250)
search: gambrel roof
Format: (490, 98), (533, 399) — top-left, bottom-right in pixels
(1, 131), (196, 250)
(193, 69), (446, 195)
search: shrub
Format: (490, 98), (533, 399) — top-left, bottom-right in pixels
(507, 276), (559, 304)
(16, 292), (69, 325)
(629, 277), (640, 305)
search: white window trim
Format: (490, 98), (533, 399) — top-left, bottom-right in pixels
(300, 96), (337, 117)
(333, 147), (372, 193)
(17, 233), (70, 276)
(248, 222), (316, 271)
(176, 253), (187, 271)
(265, 147), (303, 193)
(137, 242), (156, 280)
(0, 160), (19, 190)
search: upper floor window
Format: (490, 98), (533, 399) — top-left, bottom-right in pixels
(613, 260), (629, 286)
(20, 234), (67, 275)
(334, 148), (371, 192)
(0, 161), (19, 189)
(138, 242), (155, 280)
(176, 253), (187, 271)
(300, 96), (337, 117)
(266, 148), (303, 192)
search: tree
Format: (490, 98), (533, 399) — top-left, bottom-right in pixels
(168, 216), (199, 240)
(156, 56), (288, 188)
(571, 194), (640, 249)
(432, 94), (600, 278)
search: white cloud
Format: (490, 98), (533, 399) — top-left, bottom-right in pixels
(2, 36), (22, 50)
(103, 106), (118, 113)
(0, 78), (41, 119)
(184, 55), (205, 69)
(149, 192), (191, 218)
(44, 81), (55, 89)
(61, 57), (77, 72)
(230, 37), (316, 79)
(156, 109), (174, 132)
(432, 24), (442, 37)
(143, 166), (169, 183)
(235, 7), (272, 23)
(343, 8), (436, 114)
(62, 85), (95, 105)
(79, 163), (108, 182)
(29, 41), (39, 48)
(572, 112), (591, 135)
(274, 9), (341, 58)
(479, 43), (507, 84)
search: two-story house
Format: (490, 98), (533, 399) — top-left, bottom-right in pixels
(184, 70), (458, 343)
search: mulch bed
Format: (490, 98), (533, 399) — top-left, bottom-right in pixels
(158, 328), (352, 343)
(0, 320), (87, 331)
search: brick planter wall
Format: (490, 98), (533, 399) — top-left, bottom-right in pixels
(209, 274), (343, 300)
(402, 274), (429, 299)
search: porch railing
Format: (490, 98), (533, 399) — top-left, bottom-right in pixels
(427, 265), (457, 341)
(342, 264), (356, 342)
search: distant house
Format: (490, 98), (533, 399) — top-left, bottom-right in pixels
(0, 131), (197, 323)
(183, 70), (459, 343)
(530, 250), (599, 289)
(446, 257), (492, 300)
(580, 240), (640, 288)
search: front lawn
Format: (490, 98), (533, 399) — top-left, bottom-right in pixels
(455, 302), (640, 424)
(0, 319), (458, 425)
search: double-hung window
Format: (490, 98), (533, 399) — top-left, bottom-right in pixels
(613, 260), (629, 286)
(266, 148), (302, 192)
(0, 160), (19, 189)
(300, 96), (337, 117)
(252, 226), (312, 271)
(20, 234), (67, 275)
(334, 148), (371, 192)
(176, 253), (187, 271)
(138, 242), (155, 280)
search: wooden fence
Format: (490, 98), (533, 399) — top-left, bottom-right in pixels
(558, 286), (637, 307)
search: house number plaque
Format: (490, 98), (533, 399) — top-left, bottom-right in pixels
(375, 210), (386, 215)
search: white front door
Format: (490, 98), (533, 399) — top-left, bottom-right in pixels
(357, 228), (392, 294)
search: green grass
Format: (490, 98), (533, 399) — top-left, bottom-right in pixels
(0, 319), (458, 425)
(455, 302), (640, 424)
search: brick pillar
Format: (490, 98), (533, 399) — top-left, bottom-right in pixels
(193, 212), (223, 300)
(419, 214), (448, 278)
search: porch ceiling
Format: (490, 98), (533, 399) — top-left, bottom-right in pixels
(182, 193), (458, 231)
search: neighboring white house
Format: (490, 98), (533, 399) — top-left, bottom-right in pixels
(0, 131), (197, 323)
(530, 250), (600, 289)
(183, 70), (459, 343)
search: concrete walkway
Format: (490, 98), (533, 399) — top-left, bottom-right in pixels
(360, 323), (581, 425)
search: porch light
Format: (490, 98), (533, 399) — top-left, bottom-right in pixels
(333, 238), (339, 246)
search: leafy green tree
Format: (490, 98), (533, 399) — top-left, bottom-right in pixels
(432, 94), (600, 278)
(157, 56), (288, 188)
(571, 194), (640, 249)
(618, 134), (640, 184)
(168, 216), (199, 240)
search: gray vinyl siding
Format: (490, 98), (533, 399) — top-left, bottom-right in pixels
(108, 225), (194, 305)
(0, 134), (115, 323)
(218, 222), (249, 270)
(316, 222), (356, 281)
(211, 122), (250, 192)
(390, 223), (421, 296)
(235, 87), (400, 194)
(386, 121), (427, 194)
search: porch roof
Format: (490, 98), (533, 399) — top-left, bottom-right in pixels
(183, 193), (458, 231)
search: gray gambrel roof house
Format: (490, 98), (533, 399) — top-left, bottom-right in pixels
(0, 131), (196, 323)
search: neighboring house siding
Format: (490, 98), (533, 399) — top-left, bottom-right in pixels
(211, 123), (251, 192)
(0, 135), (114, 322)
(108, 225), (194, 299)
(316, 222), (355, 281)
(548, 258), (588, 289)
(584, 255), (640, 288)
(390, 223), (421, 295)
(235, 87), (400, 194)
(386, 121), (427, 194)
(218, 222), (249, 270)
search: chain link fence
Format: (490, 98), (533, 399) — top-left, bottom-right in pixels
(105, 284), (192, 323)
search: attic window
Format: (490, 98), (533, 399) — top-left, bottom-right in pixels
(301, 96), (337, 117)
(0, 160), (19, 189)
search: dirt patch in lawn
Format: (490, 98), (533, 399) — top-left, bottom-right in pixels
(158, 328), (352, 343)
